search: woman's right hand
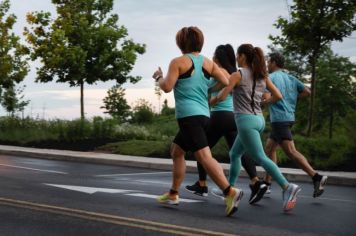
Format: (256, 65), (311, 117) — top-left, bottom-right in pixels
(152, 67), (163, 81)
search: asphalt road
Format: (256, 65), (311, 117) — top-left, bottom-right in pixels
(0, 154), (355, 236)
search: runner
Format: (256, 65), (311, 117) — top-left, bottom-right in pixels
(210, 44), (301, 212)
(185, 44), (267, 204)
(152, 27), (243, 216)
(263, 52), (327, 197)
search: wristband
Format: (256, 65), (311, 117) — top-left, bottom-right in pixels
(155, 75), (162, 82)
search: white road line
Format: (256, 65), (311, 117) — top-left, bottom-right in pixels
(0, 164), (68, 175)
(299, 195), (356, 204)
(96, 171), (171, 177)
(125, 193), (203, 203)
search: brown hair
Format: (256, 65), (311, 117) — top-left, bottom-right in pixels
(237, 44), (267, 114)
(176, 26), (204, 54)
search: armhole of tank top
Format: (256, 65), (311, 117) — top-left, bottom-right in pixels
(178, 56), (194, 80)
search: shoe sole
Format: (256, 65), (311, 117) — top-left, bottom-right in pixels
(226, 190), (244, 217)
(157, 199), (179, 205)
(184, 187), (208, 197)
(249, 185), (268, 204)
(313, 176), (328, 198)
(284, 187), (301, 212)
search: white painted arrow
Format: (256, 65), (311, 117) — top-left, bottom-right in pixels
(44, 183), (203, 203)
(44, 184), (139, 194)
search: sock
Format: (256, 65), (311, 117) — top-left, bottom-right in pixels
(312, 173), (322, 182)
(223, 186), (231, 196)
(169, 189), (178, 195)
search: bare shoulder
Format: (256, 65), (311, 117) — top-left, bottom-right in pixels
(202, 56), (214, 72)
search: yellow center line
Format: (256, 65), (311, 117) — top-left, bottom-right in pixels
(0, 197), (238, 236)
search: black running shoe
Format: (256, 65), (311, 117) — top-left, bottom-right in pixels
(313, 175), (328, 198)
(249, 180), (268, 204)
(185, 181), (208, 197)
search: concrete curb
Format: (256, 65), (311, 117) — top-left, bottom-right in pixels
(0, 145), (355, 186)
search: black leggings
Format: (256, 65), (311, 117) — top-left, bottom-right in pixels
(197, 111), (257, 181)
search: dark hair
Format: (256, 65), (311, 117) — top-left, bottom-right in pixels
(237, 44), (268, 114)
(176, 26), (204, 54)
(269, 52), (285, 68)
(214, 44), (237, 74)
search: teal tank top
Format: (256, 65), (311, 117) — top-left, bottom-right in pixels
(174, 54), (210, 119)
(210, 79), (233, 112)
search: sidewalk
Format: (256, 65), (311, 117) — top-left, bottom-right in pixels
(0, 145), (355, 186)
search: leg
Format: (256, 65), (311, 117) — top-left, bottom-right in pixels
(264, 138), (279, 184)
(280, 140), (316, 177)
(225, 130), (258, 182)
(194, 147), (230, 190)
(237, 117), (289, 189)
(228, 134), (245, 186)
(170, 143), (186, 191)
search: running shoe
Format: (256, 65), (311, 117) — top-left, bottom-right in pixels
(282, 183), (301, 212)
(225, 187), (244, 217)
(185, 181), (208, 197)
(265, 182), (272, 194)
(157, 192), (179, 205)
(249, 180), (267, 204)
(211, 187), (225, 201)
(313, 175), (328, 198)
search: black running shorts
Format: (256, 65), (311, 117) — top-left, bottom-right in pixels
(269, 122), (294, 144)
(173, 115), (210, 153)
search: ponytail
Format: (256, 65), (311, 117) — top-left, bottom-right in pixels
(237, 44), (267, 115)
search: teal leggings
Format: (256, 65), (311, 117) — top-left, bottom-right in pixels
(228, 114), (288, 188)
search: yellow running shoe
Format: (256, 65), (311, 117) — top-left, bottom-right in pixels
(225, 187), (243, 217)
(157, 192), (179, 205)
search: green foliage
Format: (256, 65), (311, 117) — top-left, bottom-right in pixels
(24, 0), (145, 118)
(315, 49), (356, 138)
(131, 98), (154, 124)
(161, 99), (175, 116)
(0, 85), (29, 116)
(101, 84), (131, 122)
(97, 139), (172, 158)
(0, 0), (29, 102)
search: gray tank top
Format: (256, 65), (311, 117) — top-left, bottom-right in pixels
(233, 68), (266, 115)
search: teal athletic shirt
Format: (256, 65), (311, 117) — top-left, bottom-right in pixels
(174, 54), (211, 119)
(210, 79), (233, 112)
(268, 70), (305, 122)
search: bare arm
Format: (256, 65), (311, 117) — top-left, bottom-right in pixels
(210, 71), (241, 106)
(152, 58), (180, 93)
(263, 78), (283, 104)
(298, 86), (311, 99)
(210, 61), (229, 87)
(208, 68), (230, 93)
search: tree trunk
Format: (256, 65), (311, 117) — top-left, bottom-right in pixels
(307, 55), (317, 136)
(80, 81), (84, 119)
(329, 110), (333, 139)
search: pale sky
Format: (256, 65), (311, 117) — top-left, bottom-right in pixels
(1, 0), (355, 119)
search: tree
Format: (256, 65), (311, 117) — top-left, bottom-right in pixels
(24, 0), (145, 119)
(270, 0), (356, 136)
(1, 85), (29, 117)
(101, 84), (130, 122)
(132, 98), (154, 124)
(0, 0), (29, 101)
(161, 98), (175, 116)
(315, 48), (356, 139)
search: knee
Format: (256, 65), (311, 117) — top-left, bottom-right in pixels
(170, 145), (184, 160)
